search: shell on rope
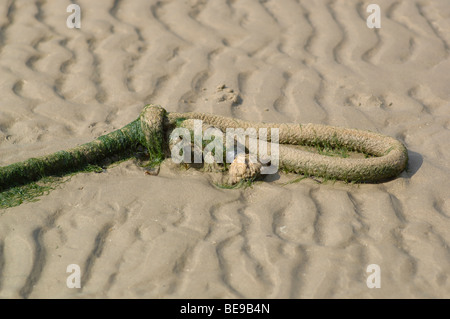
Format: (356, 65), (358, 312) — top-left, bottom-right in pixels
(228, 153), (262, 185)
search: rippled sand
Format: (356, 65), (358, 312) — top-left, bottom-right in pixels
(0, 0), (449, 298)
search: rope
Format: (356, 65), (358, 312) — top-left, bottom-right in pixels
(0, 104), (408, 191)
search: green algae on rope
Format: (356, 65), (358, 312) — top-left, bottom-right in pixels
(0, 104), (408, 194)
(0, 118), (145, 192)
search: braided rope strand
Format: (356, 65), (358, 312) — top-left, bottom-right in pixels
(0, 104), (408, 191)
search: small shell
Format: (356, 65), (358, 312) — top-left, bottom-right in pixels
(228, 153), (262, 184)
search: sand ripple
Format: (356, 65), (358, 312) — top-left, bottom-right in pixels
(0, 0), (449, 298)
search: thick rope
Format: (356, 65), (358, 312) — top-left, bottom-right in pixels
(0, 104), (408, 191)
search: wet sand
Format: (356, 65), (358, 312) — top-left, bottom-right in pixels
(0, 0), (449, 298)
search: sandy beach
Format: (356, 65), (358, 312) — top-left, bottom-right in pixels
(0, 0), (449, 298)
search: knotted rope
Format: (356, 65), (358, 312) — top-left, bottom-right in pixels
(0, 104), (408, 191)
